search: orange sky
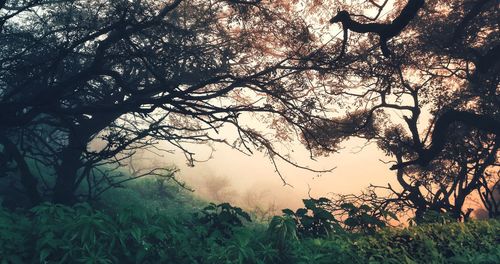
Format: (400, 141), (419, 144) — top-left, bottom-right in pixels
(143, 0), (494, 217)
(166, 132), (400, 210)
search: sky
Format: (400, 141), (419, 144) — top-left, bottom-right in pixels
(159, 1), (409, 211)
(129, 0), (494, 217)
(165, 132), (400, 211)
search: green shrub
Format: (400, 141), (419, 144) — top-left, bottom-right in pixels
(354, 220), (500, 264)
(196, 202), (252, 239)
(0, 200), (498, 264)
(0, 207), (31, 264)
(266, 215), (299, 262)
(282, 197), (340, 238)
(340, 202), (394, 234)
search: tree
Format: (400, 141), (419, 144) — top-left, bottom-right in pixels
(306, 0), (499, 221)
(374, 127), (499, 221)
(0, 0), (336, 205)
(2, 0), (498, 220)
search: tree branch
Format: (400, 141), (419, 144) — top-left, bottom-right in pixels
(330, 0), (425, 57)
(451, 0), (493, 42)
(391, 110), (500, 170)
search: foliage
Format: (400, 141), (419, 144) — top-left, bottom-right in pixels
(206, 227), (279, 264)
(320, 0), (500, 221)
(1, 200), (499, 264)
(282, 197), (396, 237)
(0, 206), (31, 264)
(196, 202), (252, 239)
(355, 220), (500, 264)
(1, 0), (500, 262)
(0, 0), (334, 205)
(266, 215), (299, 262)
(97, 176), (202, 215)
(339, 202), (395, 234)
(295, 237), (361, 264)
(282, 197), (339, 238)
(409, 210), (456, 226)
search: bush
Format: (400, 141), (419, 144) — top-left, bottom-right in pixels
(195, 202), (252, 239)
(354, 220), (500, 263)
(0, 206), (31, 263)
(339, 202), (393, 234)
(282, 197), (340, 238)
(0, 200), (498, 263)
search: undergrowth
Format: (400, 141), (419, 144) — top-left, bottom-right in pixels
(0, 178), (499, 263)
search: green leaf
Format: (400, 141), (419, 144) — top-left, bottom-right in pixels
(340, 203), (356, 211)
(303, 199), (316, 209)
(282, 209), (295, 216)
(315, 210), (335, 221)
(296, 208), (308, 216)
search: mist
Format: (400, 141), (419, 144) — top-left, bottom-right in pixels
(148, 136), (400, 213)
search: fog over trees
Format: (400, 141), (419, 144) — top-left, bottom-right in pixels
(0, 0), (498, 222)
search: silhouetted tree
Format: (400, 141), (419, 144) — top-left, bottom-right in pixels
(2, 0), (498, 217)
(0, 0), (335, 205)
(302, 0), (499, 221)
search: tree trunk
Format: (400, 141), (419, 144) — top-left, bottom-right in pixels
(53, 142), (83, 205)
(0, 133), (41, 206)
(52, 113), (120, 205)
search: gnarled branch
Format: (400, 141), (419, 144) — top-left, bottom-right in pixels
(391, 110), (500, 170)
(330, 0), (425, 57)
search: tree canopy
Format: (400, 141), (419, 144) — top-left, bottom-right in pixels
(0, 0), (498, 221)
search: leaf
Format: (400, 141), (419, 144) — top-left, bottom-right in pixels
(203, 204), (216, 211)
(315, 210), (335, 221)
(340, 203), (356, 211)
(300, 216), (314, 227)
(344, 218), (358, 227)
(219, 203), (231, 210)
(239, 211), (252, 222)
(303, 199), (316, 209)
(282, 209), (295, 216)
(296, 208), (308, 216)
